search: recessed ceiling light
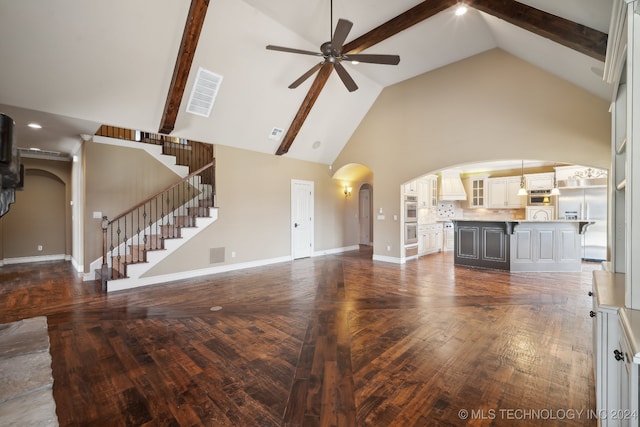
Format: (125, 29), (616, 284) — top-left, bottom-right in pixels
(455, 5), (468, 16)
(28, 123), (42, 129)
(312, 141), (321, 149)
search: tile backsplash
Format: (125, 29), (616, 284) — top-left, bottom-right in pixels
(460, 207), (525, 220)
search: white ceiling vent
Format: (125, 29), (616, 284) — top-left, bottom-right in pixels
(186, 67), (223, 118)
(268, 127), (284, 141)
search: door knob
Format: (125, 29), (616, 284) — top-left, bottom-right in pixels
(294, 223), (299, 228)
(589, 311), (596, 318)
(614, 349), (625, 361)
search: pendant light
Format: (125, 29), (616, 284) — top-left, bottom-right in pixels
(517, 160), (528, 196)
(550, 164), (560, 196)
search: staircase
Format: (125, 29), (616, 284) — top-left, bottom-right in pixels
(91, 126), (217, 292)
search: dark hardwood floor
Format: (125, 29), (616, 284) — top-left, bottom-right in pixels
(0, 247), (598, 426)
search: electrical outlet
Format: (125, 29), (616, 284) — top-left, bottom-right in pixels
(37, 245), (43, 251)
(231, 251), (236, 258)
(386, 245), (391, 251)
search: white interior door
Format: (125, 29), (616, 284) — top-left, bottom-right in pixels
(359, 187), (371, 245)
(291, 180), (313, 259)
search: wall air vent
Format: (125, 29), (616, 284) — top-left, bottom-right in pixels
(18, 147), (70, 162)
(186, 67), (223, 118)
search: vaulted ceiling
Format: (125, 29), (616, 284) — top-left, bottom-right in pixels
(0, 0), (613, 165)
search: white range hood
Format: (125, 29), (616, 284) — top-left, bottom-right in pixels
(439, 170), (467, 201)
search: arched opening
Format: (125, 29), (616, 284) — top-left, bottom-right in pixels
(401, 159), (608, 264)
(332, 162), (374, 250)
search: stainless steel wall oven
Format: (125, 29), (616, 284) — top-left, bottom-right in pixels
(404, 195), (417, 222)
(405, 222), (418, 244)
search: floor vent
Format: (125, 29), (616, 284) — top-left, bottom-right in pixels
(186, 67), (223, 118)
(210, 247), (225, 264)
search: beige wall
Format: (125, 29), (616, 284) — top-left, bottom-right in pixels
(83, 140), (184, 272)
(333, 49), (611, 259)
(145, 144), (357, 276)
(0, 157), (71, 260)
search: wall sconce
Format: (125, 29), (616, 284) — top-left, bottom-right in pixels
(344, 185), (352, 198)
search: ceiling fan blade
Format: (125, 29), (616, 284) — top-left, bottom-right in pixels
(342, 53), (400, 65)
(266, 45), (322, 57)
(289, 62), (325, 89)
(331, 19), (353, 53)
(333, 62), (358, 92)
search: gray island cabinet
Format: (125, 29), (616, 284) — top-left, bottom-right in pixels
(452, 219), (593, 272)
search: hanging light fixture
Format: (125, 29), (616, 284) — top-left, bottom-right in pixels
(550, 164), (560, 196)
(455, 3), (468, 16)
(517, 160), (528, 196)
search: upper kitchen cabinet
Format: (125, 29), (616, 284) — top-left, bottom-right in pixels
(525, 173), (555, 190)
(403, 180), (417, 195)
(487, 176), (526, 209)
(417, 175), (438, 209)
(463, 175), (488, 208)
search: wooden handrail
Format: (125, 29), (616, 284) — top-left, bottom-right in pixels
(108, 160), (215, 225)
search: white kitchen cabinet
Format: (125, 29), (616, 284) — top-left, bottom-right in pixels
(429, 176), (438, 208)
(464, 175), (488, 208)
(418, 223), (442, 256)
(526, 206), (554, 220)
(592, 271), (625, 426)
(443, 222), (454, 251)
(418, 224), (427, 255)
(617, 307), (640, 425)
(417, 175), (438, 209)
(525, 172), (555, 190)
(510, 222), (582, 272)
(417, 180), (429, 208)
(404, 180), (417, 195)
(487, 177), (526, 209)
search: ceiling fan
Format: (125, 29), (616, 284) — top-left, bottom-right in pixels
(266, 17), (400, 92)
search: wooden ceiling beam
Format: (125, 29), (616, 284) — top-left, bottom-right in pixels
(343, 0), (457, 54)
(467, 0), (607, 62)
(158, 0), (209, 135)
(276, 64), (334, 155)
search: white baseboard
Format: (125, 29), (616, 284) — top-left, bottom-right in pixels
(69, 256), (85, 274)
(107, 255), (292, 292)
(2, 254), (67, 265)
(372, 254), (403, 264)
(313, 245), (359, 257)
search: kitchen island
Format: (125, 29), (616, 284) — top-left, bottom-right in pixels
(452, 219), (593, 272)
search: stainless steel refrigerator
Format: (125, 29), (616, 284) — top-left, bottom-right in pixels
(557, 186), (607, 261)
